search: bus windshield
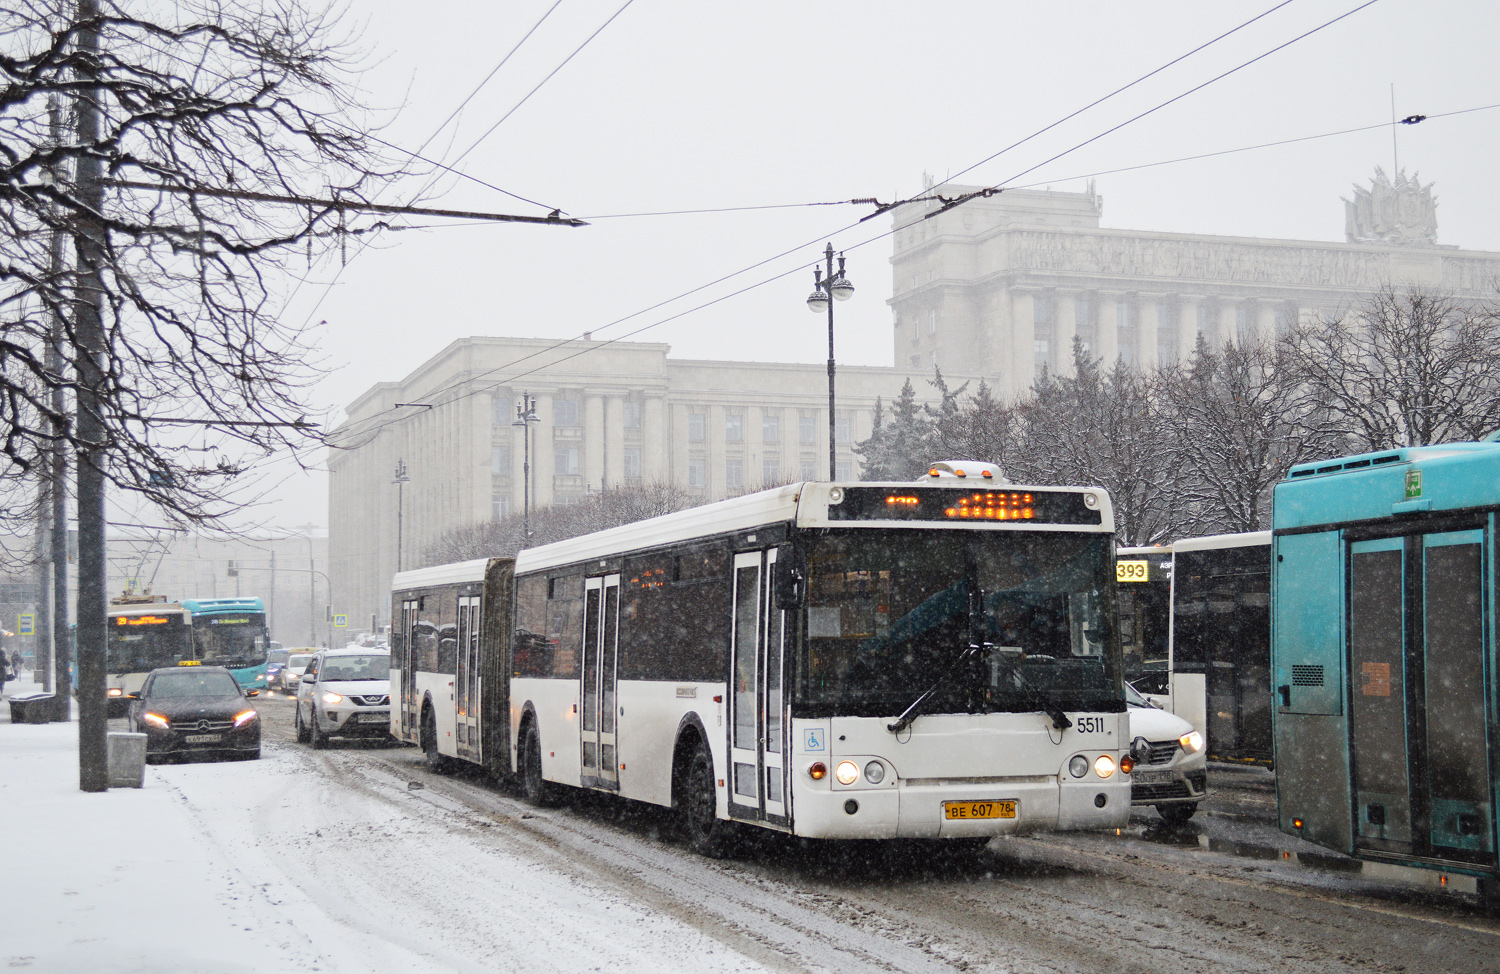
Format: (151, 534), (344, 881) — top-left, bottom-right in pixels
(798, 530), (1121, 718)
(193, 615), (269, 669)
(107, 617), (192, 674)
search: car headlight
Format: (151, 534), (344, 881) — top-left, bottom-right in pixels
(106, 687), (123, 698)
(140, 712), (169, 729)
(322, 692), (343, 705)
(835, 760), (860, 785)
(1093, 754), (1117, 779)
(1179, 731), (1204, 753)
(233, 709), (259, 728)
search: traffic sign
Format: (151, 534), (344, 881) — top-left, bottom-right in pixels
(18, 613), (34, 636)
(333, 613), (348, 629)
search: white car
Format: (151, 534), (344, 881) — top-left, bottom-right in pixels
(1124, 682), (1208, 825)
(294, 648), (393, 748)
(275, 651), (315, 694)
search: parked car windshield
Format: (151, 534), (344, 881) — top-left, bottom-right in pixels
(146, 670), (241, 698)
(318, 654), (391, 681)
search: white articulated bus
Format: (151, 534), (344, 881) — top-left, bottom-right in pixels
(391, 479), (1132, 855)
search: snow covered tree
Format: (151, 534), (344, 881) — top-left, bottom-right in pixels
(854, 378), (934, 481)
(0, 0), (401, 526)
(1010, 338), (1186, 545)
(1280, 287), (1500, 451)
(1161, 335), (1342, 534)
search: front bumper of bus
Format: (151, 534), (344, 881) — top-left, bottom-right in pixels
(786, 714), (1133, 840)
(790, 771), (1131, 840)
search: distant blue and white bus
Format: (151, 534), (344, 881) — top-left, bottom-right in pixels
(1273, 441), (1499, 883)
(180, 597), (272, 692)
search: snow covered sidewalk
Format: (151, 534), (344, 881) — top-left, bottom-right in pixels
(0, 683), (772, 974)
(0, 695), (282, 972)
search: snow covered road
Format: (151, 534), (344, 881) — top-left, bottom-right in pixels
(10, 695), (1500, 973)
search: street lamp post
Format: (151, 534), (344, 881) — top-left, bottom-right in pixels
(512, 393), (539, 545)
(393, 459), (409, 573)
(805, 243), (854, 481)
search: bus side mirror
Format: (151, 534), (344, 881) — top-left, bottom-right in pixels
(774, 546), (804, 610)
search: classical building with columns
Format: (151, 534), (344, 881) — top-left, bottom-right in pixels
(889, 170), (1500, 398)
(328, 338), (958, 627)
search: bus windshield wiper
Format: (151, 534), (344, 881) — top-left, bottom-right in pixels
(988, 646), (1073, 732)
(887, 641), (985, 735)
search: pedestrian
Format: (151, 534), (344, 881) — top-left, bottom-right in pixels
(10, 650), (21, 681)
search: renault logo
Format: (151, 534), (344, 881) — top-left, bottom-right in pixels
(1130, 737), (1152, 764)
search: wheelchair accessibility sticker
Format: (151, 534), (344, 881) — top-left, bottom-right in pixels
(803, 728), (825, 752)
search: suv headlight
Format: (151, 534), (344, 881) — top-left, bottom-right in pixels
(1179, 731), (1204, 753)
(322, 692), (343, 705)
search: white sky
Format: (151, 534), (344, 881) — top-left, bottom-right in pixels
(225, 0), (1500, 530)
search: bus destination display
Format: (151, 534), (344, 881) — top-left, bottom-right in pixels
(827, 486), (1102, 525)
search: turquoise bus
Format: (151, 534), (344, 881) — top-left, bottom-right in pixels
(1271, 441), (1499, 885)
(180, 597), (272, 693)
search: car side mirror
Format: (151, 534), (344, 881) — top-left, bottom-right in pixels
(126, 692), (140, 700)
(245, 689), (258, 697)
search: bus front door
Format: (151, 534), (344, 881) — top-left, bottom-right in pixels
(581, 575), (620, 791)
(728, 549), (788, 825)
(1348, 529), (1494, 867)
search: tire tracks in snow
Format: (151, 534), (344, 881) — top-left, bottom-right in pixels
(340, 748), (975, 974)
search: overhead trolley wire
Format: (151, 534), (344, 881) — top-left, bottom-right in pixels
(322, 0), (1392, 449)
(292, 0), (632, 328)
(905, 0), (1387, 222)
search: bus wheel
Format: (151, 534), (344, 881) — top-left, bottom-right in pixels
(421, 707), (452, 774)
(678, 739), (734, 859)
(519, 721), (559, 806)
(1157, 802), (1197, 827)
(294, 706), (311, 744)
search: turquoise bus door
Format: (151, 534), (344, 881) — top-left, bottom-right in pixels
(1347, 527), (1494, 866)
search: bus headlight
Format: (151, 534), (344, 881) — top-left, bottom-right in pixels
(808, 762), (828, 780)
(864, 761), (885, 784)
(1069, 755), (1089, 778)
(1179, 731), (1204, 753)
(106, 687), (123, 698)
(1093, 755), (1117, 779)
(835, 761), (860, 785)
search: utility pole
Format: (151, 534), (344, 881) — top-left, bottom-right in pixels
(73, 0), (109, 791)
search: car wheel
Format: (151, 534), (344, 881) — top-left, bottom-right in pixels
(295, 705), (311, 744)
(519, 720), (560, 806)
(421, 707), (452, 773)
(1156, 802), (1197, 827)
(310, 712), (327, 750)
(677, 737), (734, 858)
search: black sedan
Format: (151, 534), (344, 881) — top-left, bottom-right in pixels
(127, 665), (261, 762)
